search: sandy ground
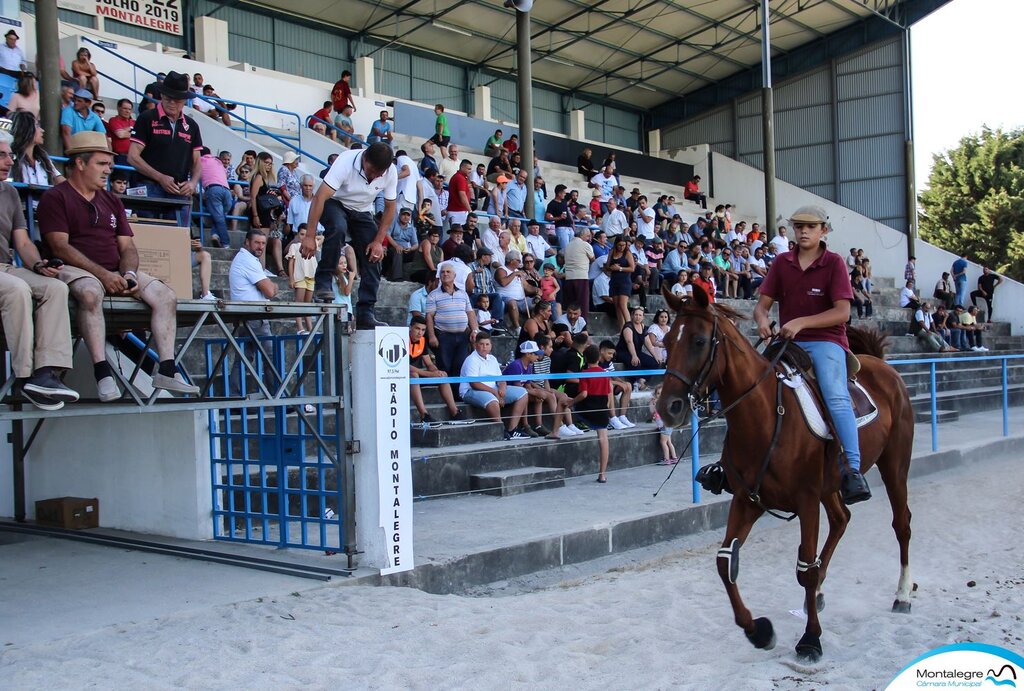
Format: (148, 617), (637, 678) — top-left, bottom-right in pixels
(2, 450), (1022, 690)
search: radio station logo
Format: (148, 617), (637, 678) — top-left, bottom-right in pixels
(377, 332), (407, 369)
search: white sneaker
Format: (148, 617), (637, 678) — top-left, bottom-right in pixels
(567, 424), (585, 435)
(200, 292), (217, 301)
(608, 417), (627, 430)
(978, 346), (989, 352)
(971, 346), (981, 351)
(97, 376), (120, 403)
(618, 415), (636, 428)
(558, 424), (578, 437)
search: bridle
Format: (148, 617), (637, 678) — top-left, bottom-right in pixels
(664, 313), (721, 413)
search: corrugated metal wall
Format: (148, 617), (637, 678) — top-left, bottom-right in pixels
(660, 36), (908, 232)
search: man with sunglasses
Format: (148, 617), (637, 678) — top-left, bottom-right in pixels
(300, 142), (397, 329)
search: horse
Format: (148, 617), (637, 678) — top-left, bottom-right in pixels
(656, 284), (914, 661)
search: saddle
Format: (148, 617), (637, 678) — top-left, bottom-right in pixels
(763, 341), (878, 441)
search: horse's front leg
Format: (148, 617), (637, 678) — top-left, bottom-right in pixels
(717, 497), (772, 649)
(795, 497), (824, 661)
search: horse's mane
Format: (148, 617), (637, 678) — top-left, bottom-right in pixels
(676, 300), (749, 324)
(846, 325), (889, 358)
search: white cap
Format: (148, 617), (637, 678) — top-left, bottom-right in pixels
(519, 340), (540, 354)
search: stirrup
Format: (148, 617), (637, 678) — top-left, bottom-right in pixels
(696, 462), (732, 495)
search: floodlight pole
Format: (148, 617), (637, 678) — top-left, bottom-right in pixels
(760, 1), (777, 233)
(36, 0), (62, 154)
(516, 7), (535, 219)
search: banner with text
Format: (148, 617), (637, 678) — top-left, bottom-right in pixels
(94, 0), (182, 36)
(374, 327), (413, 575)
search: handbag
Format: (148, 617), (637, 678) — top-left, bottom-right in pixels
(256, 190), (282, 214)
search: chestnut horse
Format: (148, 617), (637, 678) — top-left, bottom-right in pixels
(656, 285), (914, 661)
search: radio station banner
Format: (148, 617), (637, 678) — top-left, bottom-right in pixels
(374, 327), (414, 575)
(90, 0), (183, 36)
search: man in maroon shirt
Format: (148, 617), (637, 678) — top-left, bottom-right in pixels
(447, 159), (472, 228)
(331, 70), (355, 114)
(39, 132), (199, 403)
(754, 205), (870, 504)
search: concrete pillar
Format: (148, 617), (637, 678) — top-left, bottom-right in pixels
(473, 85), (492, 121)
(356, 56), (375, 100)
(35, 0), (62, 154)
(194, 16), (229, 66)
(647, 128), (662, 157)
(569, 109), (586, 141)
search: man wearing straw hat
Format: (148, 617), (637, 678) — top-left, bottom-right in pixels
(39, 131), (199, 402)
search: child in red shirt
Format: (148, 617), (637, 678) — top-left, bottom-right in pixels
(573, 345), (613, 483)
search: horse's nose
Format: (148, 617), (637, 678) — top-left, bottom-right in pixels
(668, 397), (684, 417)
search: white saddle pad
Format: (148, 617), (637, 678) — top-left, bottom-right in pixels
(779, 367), (879, 441)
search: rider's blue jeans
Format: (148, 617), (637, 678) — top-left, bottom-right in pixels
(795, 340), (862, 472)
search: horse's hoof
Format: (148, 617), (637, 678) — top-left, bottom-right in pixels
(746, 617), (776, 650)
(892, 599), (912, 614)
(795, 632), (823, 662)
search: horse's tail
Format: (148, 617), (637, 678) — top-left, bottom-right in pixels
(847, 325), (888, 359)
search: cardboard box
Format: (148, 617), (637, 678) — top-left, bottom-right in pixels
(35, 497), (100, 530)
(130, 223), (193, 299)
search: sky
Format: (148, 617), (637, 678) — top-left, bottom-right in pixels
(911, 0), (1024, 190)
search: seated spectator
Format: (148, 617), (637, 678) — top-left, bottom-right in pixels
(193, 84), (233, 127)
(441, 224), (465, 261)
(670, 270), (693, 298)
(958, 305), (989, 352)
(600, 197), (628, 236)
(628, 235), (651, 308)
(310, 100), (333, 137)
(277, 151), (302, 205)
(469, 247), (503, 321)
(7, 72), (40, 117)
(528, 334), (580, 437)
(851, 269), (873, 319)
(749, 247), (768, 290)
(387, 207), (418, 280)
(899, 279), (920, 334)
(525, 218), (551, 260)
(10, 111), (64, 188)
(426, 263), (479, 378)
(0, 130), (79, 410)
(333, 104), (355, 143)
(484, 128), (504, 157)
(39, 132), (199, 402)
(60, 88), (106, 151)
(933, 304), (953, 346)
(286, 174), (323, 238)
(971, 266), (1002, 323)
(496, 250), (531, 332)
(948, 304), (968, 351)
(659, 241), (686, 285)
(486, 149), (514, 184)
(684, 174), (707, 209)
(645, 309), (670, 365)
(440, 144), (461, 181)
(912, 302), (950, 353)
(691, 262), (717, 303)
(933, 271), (955, 310)
(644, 237), (665, 290)
(460, 333), (530, 440)
(555, 303), (588, 337)
(518, 300), (553, 354)
(71, 47), (100, 99)
(615, 305), (658, 390)
(407, 274), (436, 324)
(480, 214), (503, 259)
(406, 226), (442, 283)
(408, 316), (464, 423)
(470, 163), (489, 210)
(577, 147), (598, 182)
(474, 294), (500, 334)
(366, 110), (393, 146)
(503, 134), (519, 154)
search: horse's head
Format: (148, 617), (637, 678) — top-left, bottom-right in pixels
(658, 282), (725, 428)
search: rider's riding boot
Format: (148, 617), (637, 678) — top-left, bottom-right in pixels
(841, 470), (872, 505)
(696, 462), (732, 495)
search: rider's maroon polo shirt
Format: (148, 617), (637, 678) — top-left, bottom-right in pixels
(759, 243), (853, 350)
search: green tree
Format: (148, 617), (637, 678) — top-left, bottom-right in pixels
(918, 127), (1024, 281)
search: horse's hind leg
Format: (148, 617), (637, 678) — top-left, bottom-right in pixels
(876, 435), (914, 613)
(812, 492), (851, 613)
(795, 499), (824, 661)
(717, 498), (772, 649)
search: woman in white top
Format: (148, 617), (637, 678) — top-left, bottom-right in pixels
(644, 309), (671, 365)
(6, 74), (40, 117)
(495, 250), (529, 332)
(670, 269), (693, 298)
(10, 111), (63, 192)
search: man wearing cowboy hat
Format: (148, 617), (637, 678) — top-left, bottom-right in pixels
(39, 131), (199, 402)
(128, 70), (203, 227)
(0, 29), (26, 77)
(60, 88), (107, 151)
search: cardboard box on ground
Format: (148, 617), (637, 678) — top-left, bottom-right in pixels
(130, 221), (193, 299)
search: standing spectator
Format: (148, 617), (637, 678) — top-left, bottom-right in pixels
(10, 111), (64, 188)
(60, 88), (106, 151)
(545, 184), (574, 251)
(970, 266), (1002, 322)
(651, 385), (678, 466)
(605, 234), (635, 329)
(589, 166), (618, 216)
(333, 104), (355, 143)
(199, 147), (234, 248)
(286, 174), (323, 237)
(367, 110), (393, 146)
(470, 163), (489, 210)
(394, 149), (420, 214)
(446, 159), (473, 228)
(572, 345), (613, 482)
(487, 174), (510, 218)
(904, 255), (916, 283)
(644, 238), (666, 291)
(40, 132), (199, 402)
(301, 143), (398, 328)
(420, 169), (445, 231)
(127, 71), (202, 227)
(0, 129), (79, 410)
(418, 140), (438, 177)
(426, 263), (479, 380)
(460, 333), (530, 440)
(506, 168), (529, 218)
(331, 70), (356, 114)
(248, 152), (285, 275)
(684, 174), (707, 209)
(408, 316), (464, 424)
(562, 227), (595, 320)
(429, 104), (450, 160)
(440, 144), (461, 181)
(0, 29), (26, 76)
(577, 147), (597, 181)
(933, 271), (955, 310)
(387, 207), (418, 280)
(7, 72), (40, 117)
(600, 198), (628, 237)
(598, 340), (636, 428)
(277, 151), (302, 205)
(634, 195), (655, 241)
(310, 101), (333, 137)
(484, 128), (504, 157)
(285, 225), (318, 333)
(951, 251), (969, 307)
(105, 99), (135, 167)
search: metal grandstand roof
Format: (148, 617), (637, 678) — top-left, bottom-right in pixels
(244, 0), (936, 110)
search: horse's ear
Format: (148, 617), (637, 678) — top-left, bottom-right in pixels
(692, 282), (710, 310)
(662, 282), (684, 312)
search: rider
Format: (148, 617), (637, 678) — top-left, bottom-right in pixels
(755, 205), (871, 505)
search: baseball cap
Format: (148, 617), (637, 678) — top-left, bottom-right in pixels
(519, 340), (540, 354)
(496, 175), (511, 184)
(399, 208), (412, 215)
(789, 205), (828, 223)
(73, 88), (94, 101)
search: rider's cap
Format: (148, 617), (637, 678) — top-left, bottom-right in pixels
(789, 205), (828, 224)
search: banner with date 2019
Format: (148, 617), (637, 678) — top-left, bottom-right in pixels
(374, 327), (413, 575)
(94, 0), (183, 36)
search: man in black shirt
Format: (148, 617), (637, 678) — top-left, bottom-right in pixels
(128, 71), (202, 227)
(970, 266), (1003, 323)
(485, 150), (513, 184)
(545, 184), (573, 250)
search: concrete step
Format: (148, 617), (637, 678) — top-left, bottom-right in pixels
(914, 408), (960, 424)
(410, 419), (505, 447)
(470, 466), (566, 497)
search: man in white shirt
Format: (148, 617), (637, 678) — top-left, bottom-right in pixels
(481, 215), (504, 260)
(554, 304), (589, 337)
(589, 165), (618, 215)
(600, 198), (628, 236)
(634, 195), (655, 240)
(301, 143), (398, 328)
(228, 231), (278, 392)
(563, 227), (595, 319)
(436, 244), (475, 293)
(459, 332), (530, 440)
(769, 226), (790, 255)
(286, 175), (324, 235)
(0, 30), (26, 76)
(439, 144), (461, 181)
(394, 149), (420, 215)
(524, 219), (550, 260)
